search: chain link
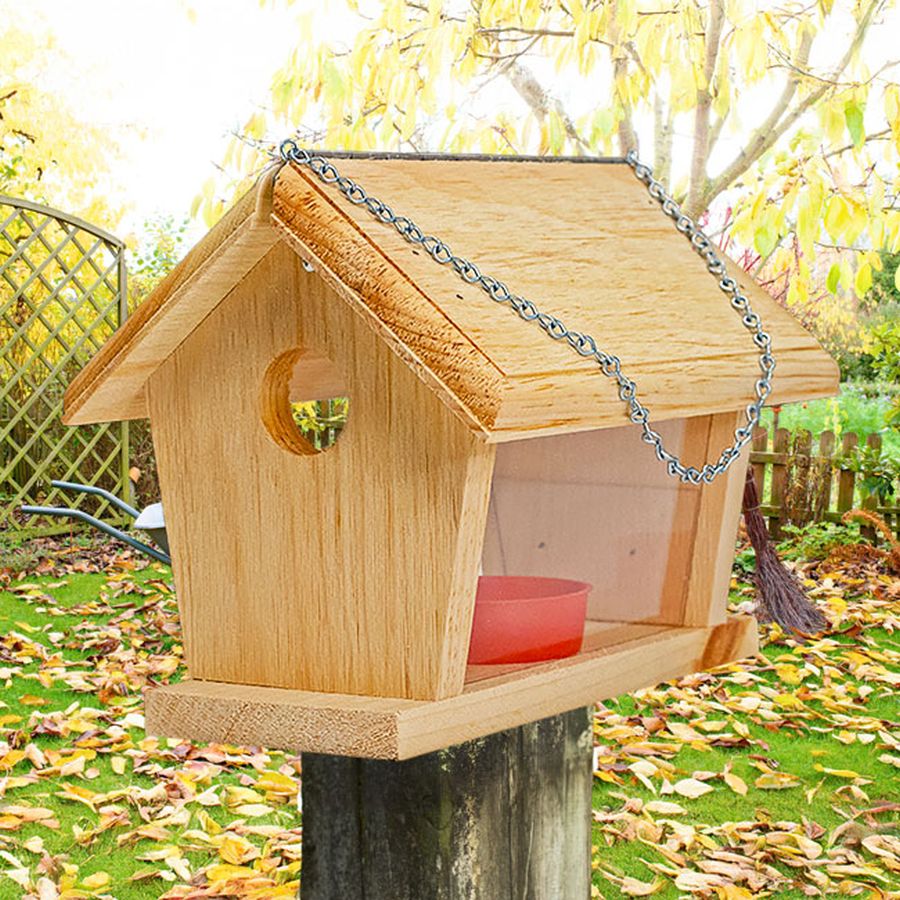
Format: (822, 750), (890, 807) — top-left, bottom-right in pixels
(279, 141), (775, 485)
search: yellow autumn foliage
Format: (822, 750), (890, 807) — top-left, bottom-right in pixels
(199, 0), (900, 359)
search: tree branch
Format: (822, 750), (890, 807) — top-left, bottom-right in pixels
(684, 0), (725, 217)
(699, 0), (883, 212)
(610, 0), (638, 154)
(823, 127), (892, 158)
(504, 62), (590, 152)
(707, 111), (726, 157)
(653, 93), (674, 189)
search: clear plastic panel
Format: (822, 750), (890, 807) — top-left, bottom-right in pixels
(482, 418), (700, 623)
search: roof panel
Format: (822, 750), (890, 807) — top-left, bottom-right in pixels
(64, 154), (838, 436)
(273, 156), (837, 437)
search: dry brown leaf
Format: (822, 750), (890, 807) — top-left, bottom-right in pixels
(754, 772), (801, 790)
(620, 875), (663, 896)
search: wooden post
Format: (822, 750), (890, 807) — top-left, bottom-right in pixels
(860, 433), (882, 542)
(300, 707), (593, 900)
(837, 431), (858, 518)
(751, 426), (768, 502)
(769, 427), (790, 538)
(817, 431), (835, 521)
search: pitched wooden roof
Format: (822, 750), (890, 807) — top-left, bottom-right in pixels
(64, 153), (838, 439)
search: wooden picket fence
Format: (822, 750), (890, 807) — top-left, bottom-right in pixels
(749, 426), (900, 539)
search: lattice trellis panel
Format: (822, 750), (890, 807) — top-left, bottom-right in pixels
(1, 196), (129, 534)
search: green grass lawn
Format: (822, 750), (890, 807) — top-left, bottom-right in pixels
(0, 562), (300, 898)
(0, 542), (897, 898)
(591, 567), (899, 898)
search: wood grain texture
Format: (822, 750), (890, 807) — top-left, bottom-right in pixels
(270, 169), (500, 437)
(63, 166), (282, 425)
(682, 411), (751, 626)
(66, 154), (837, 436)
(273, 157), (839, 439)
(147, 241), (495, 701)
(145, 615), (758, 760)
(300, 708), (592, 900)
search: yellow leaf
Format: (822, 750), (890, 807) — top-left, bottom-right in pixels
(196, 809), (222, 835)
(18, 694), (47, 707)
(217, 834), (259, 865)
(595, 770), (622, 784)
(754, 772), (801, 790)
(715, 887), (754, 900)
(814, 764), (862, 779)
(773, 693), (805, 710)
(0, 814), (22, 831)
(0, 750), (25, 771)
(796, 194), (820, 257)
(733, 18), (767, 80)
(723, 772), (748, 796)
(56, 784), (98, 810)
(820, 99), (845, 144)
(845, 199), (868, 245)
(81, 872), (110, 890)
(223, 785), (265, 808)
(206, 863), (256, 881)
(247, 886), (299, 898)
(824, 196), (850, 240)
(255, 770), (298, 798)
(767, 831), (823, 859)
(774, 664), (803, 684)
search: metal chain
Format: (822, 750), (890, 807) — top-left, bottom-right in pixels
(279, 140), (775, 485)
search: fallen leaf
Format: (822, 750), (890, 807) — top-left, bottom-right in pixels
(81, 871), (110, 889)
(672, 778), (714, 799)
(620, 875), (662, 896)
(754, 772), (801, 790)
(723, 772), (748, 796)
(644, 800), (687, 815)
(217, 834), (259, 865)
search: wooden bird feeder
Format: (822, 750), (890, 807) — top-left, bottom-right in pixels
(63, 153), (838, 761)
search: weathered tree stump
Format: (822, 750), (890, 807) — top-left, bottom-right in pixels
(300, 707), (593, 900)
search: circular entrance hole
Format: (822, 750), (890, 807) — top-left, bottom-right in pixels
(261, 348), (349, 455)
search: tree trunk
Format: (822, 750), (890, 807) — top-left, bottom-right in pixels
(300, 707), (593, 900)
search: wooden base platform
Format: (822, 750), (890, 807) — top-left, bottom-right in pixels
(145, 615), (757, 760)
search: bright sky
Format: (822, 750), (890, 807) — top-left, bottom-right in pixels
(9, 0), (320, 239)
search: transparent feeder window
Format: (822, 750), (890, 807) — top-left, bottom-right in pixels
(481, 418), (698, 624)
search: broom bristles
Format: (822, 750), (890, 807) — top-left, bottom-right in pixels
(742, 468), (828, 634)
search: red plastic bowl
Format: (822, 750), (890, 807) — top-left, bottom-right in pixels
(467, 576), (592, 665)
